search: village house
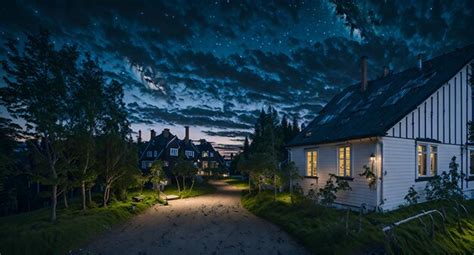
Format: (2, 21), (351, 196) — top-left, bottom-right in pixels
(287, 44), (474, 211)
(139, 126), (226, 177)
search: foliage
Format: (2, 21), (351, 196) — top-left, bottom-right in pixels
(149, 160), (166, 191)
(171, 154), (197, 195)
(318, 173), (352, 205)
(404, 185), (419, 205)
(0, 29), (136, 220)
(242, 192), (474, 254)
(425, 156), (465, 201)
(359, 164), (377, 189)
(0, 190), (158, 255)
(163, 180), (215, 199)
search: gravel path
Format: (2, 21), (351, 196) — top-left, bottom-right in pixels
(79, 179), (308, 255)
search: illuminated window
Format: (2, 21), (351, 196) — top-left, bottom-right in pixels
(430, 145), (437, 176)
(418, 144), (437, 177)
(170, 148), (178, 156)
(202, 161), (209, 168)
(202, 151), (209, 157)
(306, 150), (317, 176)
(338, 145), (351, 177)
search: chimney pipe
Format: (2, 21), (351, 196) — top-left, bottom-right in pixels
(184, 126), (189, 142)
(360, 56), (368, 91)
(383, 66), (390, 77)
(138, 130), (142, 143)
(150, 129), (156, 140)
(417, 54), (423, 70)
(163, 128), (170, 138)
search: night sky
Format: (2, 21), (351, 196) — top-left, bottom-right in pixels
(1, 0), (473, 155)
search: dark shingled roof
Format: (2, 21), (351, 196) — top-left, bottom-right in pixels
(287, 44), (474, 147)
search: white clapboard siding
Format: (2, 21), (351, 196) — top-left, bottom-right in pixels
(290, 139), (378, 209)
(387, 63), (472, 146)
(381, 137), (462, 211)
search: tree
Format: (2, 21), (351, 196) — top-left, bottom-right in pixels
(281, 161), (301, 203)
(0, 30), (78, 221)
(171, 154), (196, 196)
(97, 134), (139, 207)
(243, 136), (250, 160)
(149, 160), (166, 193)
(69, 54), (105, 210)
(0, 117), (22, 214)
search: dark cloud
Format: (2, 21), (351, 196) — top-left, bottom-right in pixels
(202, 130), (252, 138)
(1, 0), (473, 143)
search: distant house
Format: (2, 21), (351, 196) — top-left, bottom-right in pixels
(196, 139), (226, 174)
(139, 126), (226, 177)
(287, 44), (474, 211)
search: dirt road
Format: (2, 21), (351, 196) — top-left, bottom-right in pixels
(80, 180), (308, 255)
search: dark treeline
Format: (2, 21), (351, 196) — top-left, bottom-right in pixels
(0, 30), (141, 221)
(234, 106), (301, 197)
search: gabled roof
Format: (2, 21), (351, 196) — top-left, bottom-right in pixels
(139, 131), (177, 160)
(197, 139), (225, 164)
(287, 44), (474, 147)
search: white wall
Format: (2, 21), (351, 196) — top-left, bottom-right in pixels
(290, 138), (379, 209)
(381, 137), (463, 210)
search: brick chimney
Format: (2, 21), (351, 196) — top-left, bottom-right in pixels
(150, 129), (156, 140)
(162, 128), (170, 138)
(184, 126), (189, 143)
(360, 56), (368, 92)
(417, 54), (423, 70)
(383, 66), (390, 77)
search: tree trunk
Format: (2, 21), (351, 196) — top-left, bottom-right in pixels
(63, 192), (69, 208)
(248, 175), (251, 194)
(189, 176), (195, 194)
(81, 181), (87, 210)
(88, 186), (92, 204)
(103, 185), (110, 207)
(273, 174), (277, 201)
(51, 185), (57, 222)
(182, 176), (186, 191)
(175, 176), (181, 194)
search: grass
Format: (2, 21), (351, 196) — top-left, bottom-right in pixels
(242, 191), (474, 254)
(0, 190), (159, 255)
(222, 177), (249, 190)
(163, 178), (216, 198)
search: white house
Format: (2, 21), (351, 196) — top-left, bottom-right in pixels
(287, 44), (474, 211)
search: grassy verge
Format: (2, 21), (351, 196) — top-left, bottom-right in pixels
(222, 177), (249, 190)
(163, 179), (216, 198)
(0, 190), (159, 255)
(242, 191), (474, 254)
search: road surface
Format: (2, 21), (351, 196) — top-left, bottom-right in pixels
(80, 179), (308, 255)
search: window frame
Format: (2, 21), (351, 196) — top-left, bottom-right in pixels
(337, 145), (352, 178)
(416, 143), (438, 180)
(305, 149), (318, 177)
(147, 151), (152, 157)
(469, 148), (474, 177)
(170, 148), (179, 156)
(185, 150), (194, 158)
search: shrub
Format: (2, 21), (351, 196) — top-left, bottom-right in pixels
(404, 185), (419, 205)
(318, 174), (351, 205)
(425, 156), (465, 201)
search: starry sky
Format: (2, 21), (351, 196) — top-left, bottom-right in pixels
(1, 0), (473, 156)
